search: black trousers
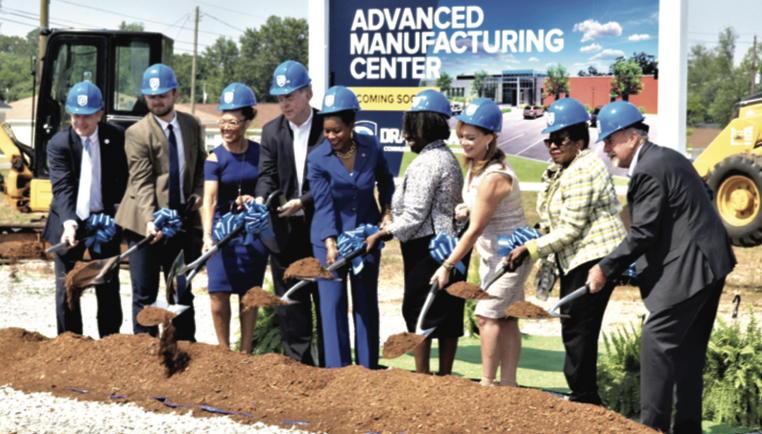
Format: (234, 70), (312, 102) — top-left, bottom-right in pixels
(54, 232), (123, 338)
(558, 258), (615, 405)
(270, 217), (324, 367)
(125, 219), (196, 342)
(640, 278), (724, 434)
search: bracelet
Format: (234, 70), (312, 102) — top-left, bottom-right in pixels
(442, 260), (455, 271)
(325, 238), (337, 248)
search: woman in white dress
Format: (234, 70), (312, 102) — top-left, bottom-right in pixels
(430, 98), (532, 387)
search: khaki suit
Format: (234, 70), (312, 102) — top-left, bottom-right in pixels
(115, 111), (205, 234)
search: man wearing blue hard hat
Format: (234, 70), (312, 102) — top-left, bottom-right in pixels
(587, 100), (736, 434)
(42, 81), (128, 338)
(253, 60), (325, 366)
(115, 63), (206, 342)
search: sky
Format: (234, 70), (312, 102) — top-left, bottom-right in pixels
(0, 0), (758, 65)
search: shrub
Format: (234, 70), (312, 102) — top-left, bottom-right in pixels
(598, 322), (642, 417)
(585, 104), (592, 113)
(501, 108), (512, 113)
(638, 106), (646, 114)
(464, 252), (482, 336)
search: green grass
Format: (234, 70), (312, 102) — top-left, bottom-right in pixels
(398, 148), (550, 182)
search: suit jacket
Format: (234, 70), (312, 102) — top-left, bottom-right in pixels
(42, 123), (127, 245)
(598, 141), (736, 311)
(254, 108), (324, 253)
(307, 133), (395, 246)
(115, 111), (206, 235)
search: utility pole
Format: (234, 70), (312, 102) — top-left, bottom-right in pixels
(37, 0), (49, 85)
(190, 6), (199, 114)
(752, 35), (758, 95)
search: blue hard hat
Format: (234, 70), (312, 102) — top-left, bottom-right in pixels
(140, 63), (179, 95)
(595, 101), (647, 143)
(270, 60), (311, 96)
(541, 98), (590, 134)
(408, 89), (452, 117)
(65, 81), (104, 115)
(318, 86), (360, 114)
(455, 98), (503, 132)
(217, 83), (257, 111)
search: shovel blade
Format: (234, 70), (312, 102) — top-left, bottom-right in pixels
(166, 251), (189, 305)
(382, 331), (427, 359)
(82, 256), (121, 287)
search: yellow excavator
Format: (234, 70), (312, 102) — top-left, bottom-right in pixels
(0, 28), (172, 238)
(693, 91), (762, 246)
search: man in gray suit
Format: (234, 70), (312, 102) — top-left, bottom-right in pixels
(115, 63), (205, 341)
(587, 101), (736, 434)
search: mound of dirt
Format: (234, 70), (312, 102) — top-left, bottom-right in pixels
(283, 258), (334, 280)
(158, 321), (190, 377)
(0, 240), (49, 260)
(505, 301), (554, 319)
(382, 332), (426, 359)
(0, 327), (657, 434)
(446, 282), (495, 300)
(241, 287), (289, 310)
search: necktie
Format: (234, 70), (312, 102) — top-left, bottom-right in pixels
(76, 138), (92, 220)
(167, 124), (181, 209)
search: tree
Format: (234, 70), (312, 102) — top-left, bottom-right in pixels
(470, 70), (489, 98)
(578, 66), (607, 77)
(544, 65), (569, 100)
(610, 58), (643, 101)
(630, 52), (658, 75)
(0, 30), (39, 102)
(436, 72), (453, 94)
(237, 16), (308, 103)
(118, 21), (145, 32)
(203, 37), (240, 103)
(686, 94), (707, 126)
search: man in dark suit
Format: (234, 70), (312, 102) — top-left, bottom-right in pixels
(587, 101), (736, 434)
(254, 60), (324, 366)
(115, 64), (205, 341)
(42, 81), (128, 338)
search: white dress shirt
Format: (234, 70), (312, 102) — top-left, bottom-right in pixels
(154, 112), (186, 204)
(64, 127), (102, 231)
(627, 141), (645, 178)
(288, 110), (313, 216)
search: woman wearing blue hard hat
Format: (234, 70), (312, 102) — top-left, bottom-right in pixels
(365, 89), (468, 376)
(306, 85), (395, 369)
(503, 97), (626, 404)
(428, 97), (532, 387)
(202, 83), (268, 354)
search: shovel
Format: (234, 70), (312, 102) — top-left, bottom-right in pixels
(505, 285), (589, 320)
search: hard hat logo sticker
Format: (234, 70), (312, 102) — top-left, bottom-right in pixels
(150, 78), (160, 91)
(325, 95), (335, 107)
(276, 75), (286, 87)
(547, 112), (555, 126)
(78, 95), (88, 107)
(412, 96), (424, 107)
(597, 125), (602, 136)
(466, 104), (478, 116)
(224, 92), (234, 104)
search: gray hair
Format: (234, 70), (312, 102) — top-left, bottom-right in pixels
(299, 84), (313, 95)
(623, 126), (649, 141)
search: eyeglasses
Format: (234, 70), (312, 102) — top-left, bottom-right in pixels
(217, 119), (246, 127)
(543, 136), (572, 148)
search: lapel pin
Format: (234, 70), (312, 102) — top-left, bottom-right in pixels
(362, 153), (365, 157)
(104, 139), (110, 145)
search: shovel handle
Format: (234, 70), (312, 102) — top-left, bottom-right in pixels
(414, 281), (441, 334)
(482, 263), (512, 291)
(549, 285), (589, 315)
(280, 246), (368, 302)
(47, 239), (74, 254)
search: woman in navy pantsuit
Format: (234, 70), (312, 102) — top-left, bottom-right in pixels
(307, 86), (395, 369)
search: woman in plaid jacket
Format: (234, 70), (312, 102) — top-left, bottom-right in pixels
(506, 98), (626, 405)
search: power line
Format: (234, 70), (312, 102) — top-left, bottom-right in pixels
(202, 13), (244, 34)
(181, 0), (268, 20)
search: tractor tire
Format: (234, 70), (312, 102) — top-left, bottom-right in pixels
(706, 154), (762, 247)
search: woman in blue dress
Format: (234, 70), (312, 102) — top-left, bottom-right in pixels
(202, 83), (268, 354)
(307, 86), (395, 369)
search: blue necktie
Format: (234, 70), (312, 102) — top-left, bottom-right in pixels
(167, 124), (181, 209)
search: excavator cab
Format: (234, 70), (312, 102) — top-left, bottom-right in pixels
(1, 29), (172, 213)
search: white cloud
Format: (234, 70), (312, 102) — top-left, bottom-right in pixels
(573, 19), (622, 42)
(628, 34), (651, 41)
(590, 49), (625, 61)
(528, 57), (539, 62)
(580, 43), (602, 53)
(545, 62), (556, 67)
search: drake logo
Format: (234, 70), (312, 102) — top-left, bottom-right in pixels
(412, 96), (425, 108)
(276, 75), (286, 87)
(354, 120), (378, 137)
(547, 112), (555, 126)
(78, 95), (88, 106)
(466, 104), (478, 116)
(149, 78), (160, 91)
(224, 92), (234, 104)
(325, 95), (335, 107)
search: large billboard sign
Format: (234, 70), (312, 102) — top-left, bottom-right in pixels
(310, 0), (685, 176)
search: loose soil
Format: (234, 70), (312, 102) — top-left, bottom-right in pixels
(0, 240), (49, 260)
(0, 327), (657, 434)
(64, 261), (93, 311)
(382, 332), (426, 360)
(241, 287), (289, 311)
(283, 258), (334, 280)
(158, 321), (190, 377)
(446, 282), (496, 300)
(137, 306), (178, 327)
(505, 301), (555, 319)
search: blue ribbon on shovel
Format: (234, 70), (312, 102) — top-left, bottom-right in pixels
(495, 227), (541, 257)
(153, 208), (184, 240)
(213, 202), (274, 245)
(337, 224), (383, 274)
(428, 232), (466, 275)
(83, 214), (117, 254)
